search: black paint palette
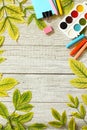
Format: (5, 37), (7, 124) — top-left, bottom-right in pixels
(58, 1), (87, 39)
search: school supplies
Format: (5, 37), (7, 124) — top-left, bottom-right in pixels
(56, 0), (63, 15)
(32, 0), (58, 19)
(59, 1), (87, 39)
(66, 34), (85, 48)
(70, 38), (87, 56)
(43, 26), (53, 34)
(49, 0), (58, 15)
(58, 1), (87, 59)
(74, 42), (87, 59)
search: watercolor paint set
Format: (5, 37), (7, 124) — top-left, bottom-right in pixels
(59, 1), (87, 39)
(58, 1), (87, 60)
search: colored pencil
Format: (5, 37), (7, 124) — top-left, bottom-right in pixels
(74, 42), (87, 60)
(70, 38), (87, 56)
(56, 0), (63, 15)
(49, 0), (58, 15)
(66, 34), (85, 48)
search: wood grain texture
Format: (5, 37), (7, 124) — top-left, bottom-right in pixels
(0, 0), (87, 129)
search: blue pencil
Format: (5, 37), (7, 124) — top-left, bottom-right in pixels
(66, 34), (85, 48)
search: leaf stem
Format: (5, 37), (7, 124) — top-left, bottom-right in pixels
(2, 0), (7, 17)
(8, 117), (14, 129)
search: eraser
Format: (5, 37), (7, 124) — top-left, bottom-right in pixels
(43, 26), (53, 34)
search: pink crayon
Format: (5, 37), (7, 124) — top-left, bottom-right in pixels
(49, 0), (58, 15)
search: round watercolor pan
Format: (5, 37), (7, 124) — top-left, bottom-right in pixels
(76, 5), (84, 12)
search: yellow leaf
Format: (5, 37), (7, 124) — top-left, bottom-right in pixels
(0, 73), (3, 79)
(82, 94), (87, 105)
(8, 16), (25, 24)
(5, 5), (24, 16)
(0, 78), (19, 91)
(7, 19), (19, 40)
(0, 7), (4, 19)
(69, 59), (87, 78)
(0, 18), (7, 35)
(0, 57), (6, 63)
(0, 36), (5, 46)
(0, 91), (8, 97)
(0, 50), (4, 55)
(70, 78), (87, 89)
(5, 0), (13, 2)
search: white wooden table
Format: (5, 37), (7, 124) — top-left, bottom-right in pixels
(0, 0), (87, 129)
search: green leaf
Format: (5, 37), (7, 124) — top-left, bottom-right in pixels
(49, 121), (63, 128)
(28, 123), (47, 130)
(0, 50), (4, 55)
(27, 14), (35, 25)
(68, 94), (75, 104)
(24, 6), (34, 15)
(0, 18), (7, 35)
(13, 89), (21, 109)
(67, 95), (79, 108)
(82, 94), (87, 105)
(15, 123), (25, 130)
(62, 111), (67, 125)
(4, 123), (12, 130)
(7, 19), (19, 40)
(0, 102), (9, 119)
(68, 118), (76, 130)
(0, 7), (4, 19)
(17, 112), (33, 123)
(16, 104), (33, 112)
(0, 36), (5, 46)
(0, 78), (18, 97)
(0, 57), (6, 63)
(80, 104), (86, 118)
(82, 126), (87, 130)
(70, 78), (87, 89)
(0, 73), (2, 79)
(69, 59), (87, 78)
(72, 112), (82, 119)
(34, 16), (47, 30)
(74, 97), (79, 108)
(0, 124), (3, 129)
(20, 0), (28, 5)
(62, 0), (74, 14)
(20, 91), (32, 104)
(5, 5), (24, 16)
(51, 108), (61, 121)
(8, 16), (25, 24)
(0, 91), (8, 97)
(0, 78), (18, 91)
(67, 103), (76, 108)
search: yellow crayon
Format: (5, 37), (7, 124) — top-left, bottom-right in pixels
(56, 0), (63, 15)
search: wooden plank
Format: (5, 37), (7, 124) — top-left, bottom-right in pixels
(0, 74), (86, 103)
(1, 46), (87, 73)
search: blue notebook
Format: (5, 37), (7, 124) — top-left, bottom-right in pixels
(32, 0), (55, 19)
